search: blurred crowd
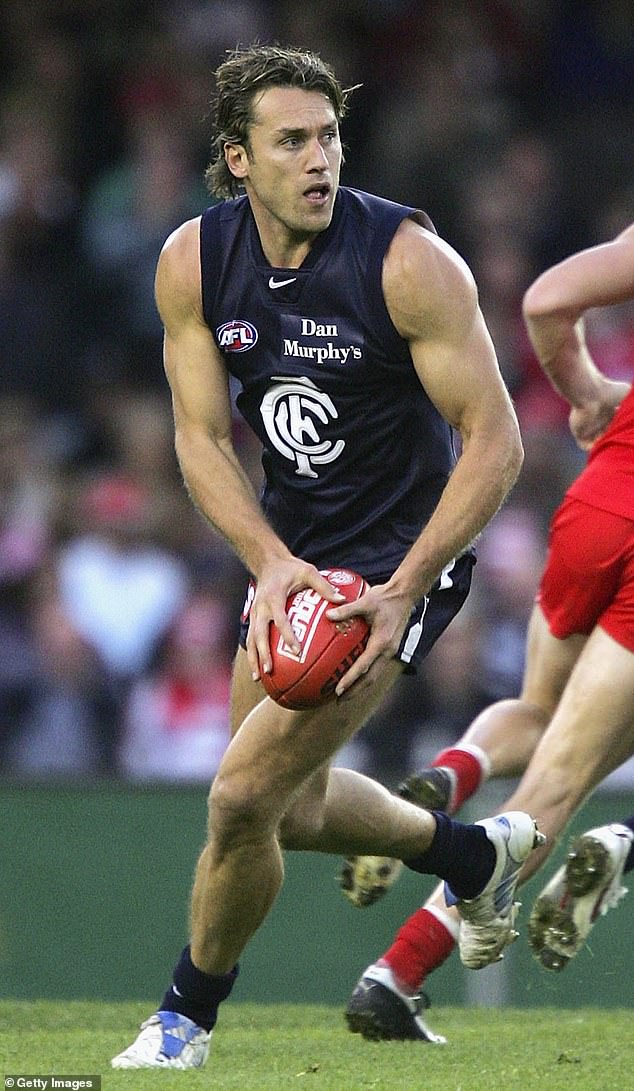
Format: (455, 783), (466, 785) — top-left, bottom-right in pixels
(1, 0), (633, 785)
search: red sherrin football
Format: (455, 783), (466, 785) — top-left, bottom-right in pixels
(261, 568), (370, 709)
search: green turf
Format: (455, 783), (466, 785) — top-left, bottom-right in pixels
(0, 1001), (631, 1090)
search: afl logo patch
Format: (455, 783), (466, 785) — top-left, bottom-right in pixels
(324, 569), (356, 586)
(217, 320), (258, 353)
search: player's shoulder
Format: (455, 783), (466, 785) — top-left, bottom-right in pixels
(339, 186), (422, 236)
(155, 216), (203, 317)
(340, 186), (461, 279)
(617, 221), (634, 245)
(384, 217), (477, 321)
(389, 216), (472, 277)
(612, 222), (634, 270)
(159, 215), (202, 267)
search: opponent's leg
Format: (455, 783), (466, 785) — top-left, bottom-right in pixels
(414, 600), (584, 808)
(346, 886), (455, 1043)
(345, 606), (584, 1034)
(504, 627), (634, 881)
(458, 626), (634, 970)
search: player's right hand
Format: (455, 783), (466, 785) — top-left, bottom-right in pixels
(246, 559), (345, 680)
(326, 581), (413, 699)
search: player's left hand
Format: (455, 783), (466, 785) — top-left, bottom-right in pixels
(325, 583), (414, 699)
(569, 379), (631, 449)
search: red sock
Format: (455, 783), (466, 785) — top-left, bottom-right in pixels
(432, 746), (487, 812)
(381, 907), (457, 993)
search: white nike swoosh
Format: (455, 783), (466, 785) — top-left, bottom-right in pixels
(269, 276), (297, 289)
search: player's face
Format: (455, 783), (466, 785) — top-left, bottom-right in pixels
(227, 86), (342, 251)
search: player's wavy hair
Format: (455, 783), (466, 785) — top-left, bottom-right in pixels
(205, 44), (356, 200)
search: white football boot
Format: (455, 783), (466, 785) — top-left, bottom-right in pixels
(111, 1010), (211, 1069)
(447, 811), (546, 969)
(528, 823), (633, 971)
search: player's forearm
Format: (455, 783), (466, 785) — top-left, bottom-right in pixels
(522, 311), (603, 408)
(175, 430), (292, 578)
(388, 419), (523, 603)
(522, 228), (634, 407)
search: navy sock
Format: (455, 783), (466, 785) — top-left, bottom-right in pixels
(160, 946), (239, 1031)
(621, 815), (634, 873)
(403, 810), (496, 899)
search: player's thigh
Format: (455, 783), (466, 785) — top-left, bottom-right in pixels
(520, 603), (587, 712)
(219, 654), (405, 801)
(524, 626), (634, 790)
(229, 646), (267, 736)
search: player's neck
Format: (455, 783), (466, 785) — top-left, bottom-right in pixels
(258, 224), (318, 269)
(248, 202), (320, 269)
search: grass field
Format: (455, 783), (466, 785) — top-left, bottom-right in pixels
(0, 1001), (631, 1090)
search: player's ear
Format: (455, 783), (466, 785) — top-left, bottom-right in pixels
(224, 143), (249, 182)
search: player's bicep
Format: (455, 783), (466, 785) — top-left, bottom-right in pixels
(384, 223), (513, 434)
(410, 306), (510, 436)
(155, 220), (234, 446)
(164, 322), (233, 444)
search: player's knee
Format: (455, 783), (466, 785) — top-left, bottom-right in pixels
(511, 736), (584, 814)
(208, 772), (275, 845)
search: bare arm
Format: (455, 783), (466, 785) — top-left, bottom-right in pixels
(522, 222), (634, 448)
(330, 220), (523, 695)
(156, 218), (340, 673)
(384, 223), (523, 600)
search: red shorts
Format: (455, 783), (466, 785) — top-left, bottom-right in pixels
(538, 495), (634, 652)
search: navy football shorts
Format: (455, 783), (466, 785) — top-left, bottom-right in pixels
(238, 551), (475, 675)
(393, 551), (475, 673)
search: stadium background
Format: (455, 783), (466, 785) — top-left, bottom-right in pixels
(0, 0), (633, 1009)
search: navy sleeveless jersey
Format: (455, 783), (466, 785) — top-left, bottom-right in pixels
(200, 186), (458, 582)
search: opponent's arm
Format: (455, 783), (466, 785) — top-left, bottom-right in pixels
(522, 222), (634, 448)
(330, 221), (523, 695)
(156, 218), (339, 674)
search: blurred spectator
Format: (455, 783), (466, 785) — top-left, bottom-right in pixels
(56, 471), (189, 682)
(474, 506), (546, 702)
(118, 590), (232, 782)
(0, 92), (93, 413)
(81, 96), (209, 387)
(0, 601), (38, 767)
(0, 395), (58, 584)
(74, 382), (249, 599)
(0, 394), (61, 766)
(3, 593), (119, 776)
